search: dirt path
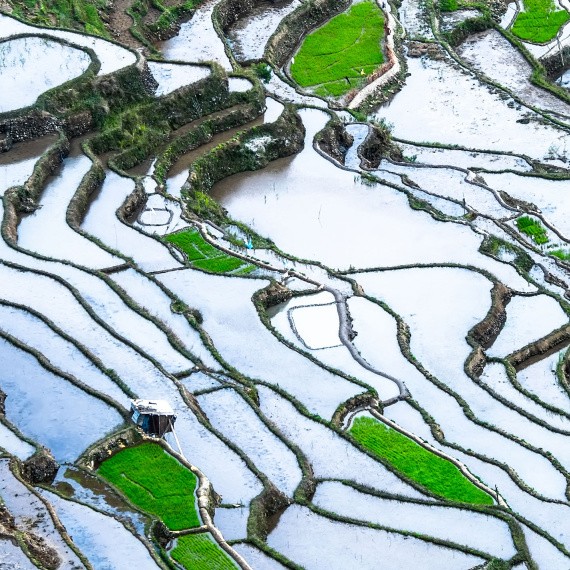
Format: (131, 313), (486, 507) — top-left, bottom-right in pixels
(105, 0), (141, 49)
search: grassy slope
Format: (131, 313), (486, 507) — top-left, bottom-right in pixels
(165, 228), (256, 274)
(171, 533), (237, 570)
(349, 416), (494, 505)
(290, 0), (385, 97)
(6, 0), (110, 37)
(98, 442), (201, 530)
(511, 0), (570, 43)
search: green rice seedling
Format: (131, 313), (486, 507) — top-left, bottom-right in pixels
(192, 256), (248, 273)
(171, 533), (237, 570)
(98, 442), (201, 530)
(515, 216), (549, 245)
(349, 416), (494, 504)
(165, 229), (255, 274)
(551, 249), (570, 261)
(511, 0), (570, 43)
(291, 0), (385, 97)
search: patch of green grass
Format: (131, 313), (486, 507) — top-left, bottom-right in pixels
(516, 215), (549, 245)
(349, 416), (494, 504)
(440, 0), (458, 11)
(253, 63), (272, 83)
(9, 0), (110, 37)
(511, 0), (570, 43)
(165, 228), (256, 274)
(291, 0), (385, 97)
(551, 247), (570, 260)
(171, 533), (237, 570)
(98, 442), (200, 530)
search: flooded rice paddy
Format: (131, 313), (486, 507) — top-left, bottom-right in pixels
(1, 0), (570, 566)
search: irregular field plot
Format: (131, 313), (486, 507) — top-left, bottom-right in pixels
(349, 416), (494, 504)
(197, 388), (303, 497)
(165, 228), (255, 274)
(313, 481), (516, 558)
(0, 36), (91, 112)
(0, 337), (122, 463)
(488, 294), (568, 357)
(511, 0), (570, 42)
(290, 0), (384, 97)
(98, 442), (200, 530)
(43, 490), (161, 570)
(268, 505), (485, 569)
(289, 302), (342, 349)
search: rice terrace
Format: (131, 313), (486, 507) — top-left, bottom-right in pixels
(0, 0), (570, 565)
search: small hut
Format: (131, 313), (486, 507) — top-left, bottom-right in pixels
(130, 399), (176, 438)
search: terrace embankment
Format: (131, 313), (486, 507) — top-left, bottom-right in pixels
(358, 122), (404, 167)
(315, 118), (354, 165)
(507, 323), (570, 371)
(0, 110), (61, 148)
(21, 448), (59, 485)
(154, 95), (266, 185)
(184, 106), (305, 221)
(469, 282), (513, 351)
(2, 133), (70, 243)
(213, 0), (259, 35)
(0, 498), (61, 570)
(541, 46), (570, 80)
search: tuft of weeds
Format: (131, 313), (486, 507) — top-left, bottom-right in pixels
(516, 215), (549, 245)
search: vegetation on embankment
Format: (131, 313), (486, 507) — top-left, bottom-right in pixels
(165, 228), (256, 274)
(290, 0), (385, 97)
(153, 96), (266, 185)
(349, 416), (494, 505)
(184, 106), (305, 223)
(98, 442), (201, 530)
(511, 0), (570, 44)
(1, 0), (200, 49)
(90, 66), (264, 173)
(3, 0), (110, 37)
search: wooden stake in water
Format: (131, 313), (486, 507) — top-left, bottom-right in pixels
(168, 417), (186, 459)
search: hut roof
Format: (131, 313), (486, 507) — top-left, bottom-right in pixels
(130, 399), (174, 416)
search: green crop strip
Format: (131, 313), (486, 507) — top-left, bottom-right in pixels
(349, 416), (494, 504)
(290, 0), (385, 97)
(511, 0), (570, 43)
(98, 442), (201, 530)
(165, 228), (256, 274)
(171, 533), (237, 570)
(516, 215), (549, 245)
